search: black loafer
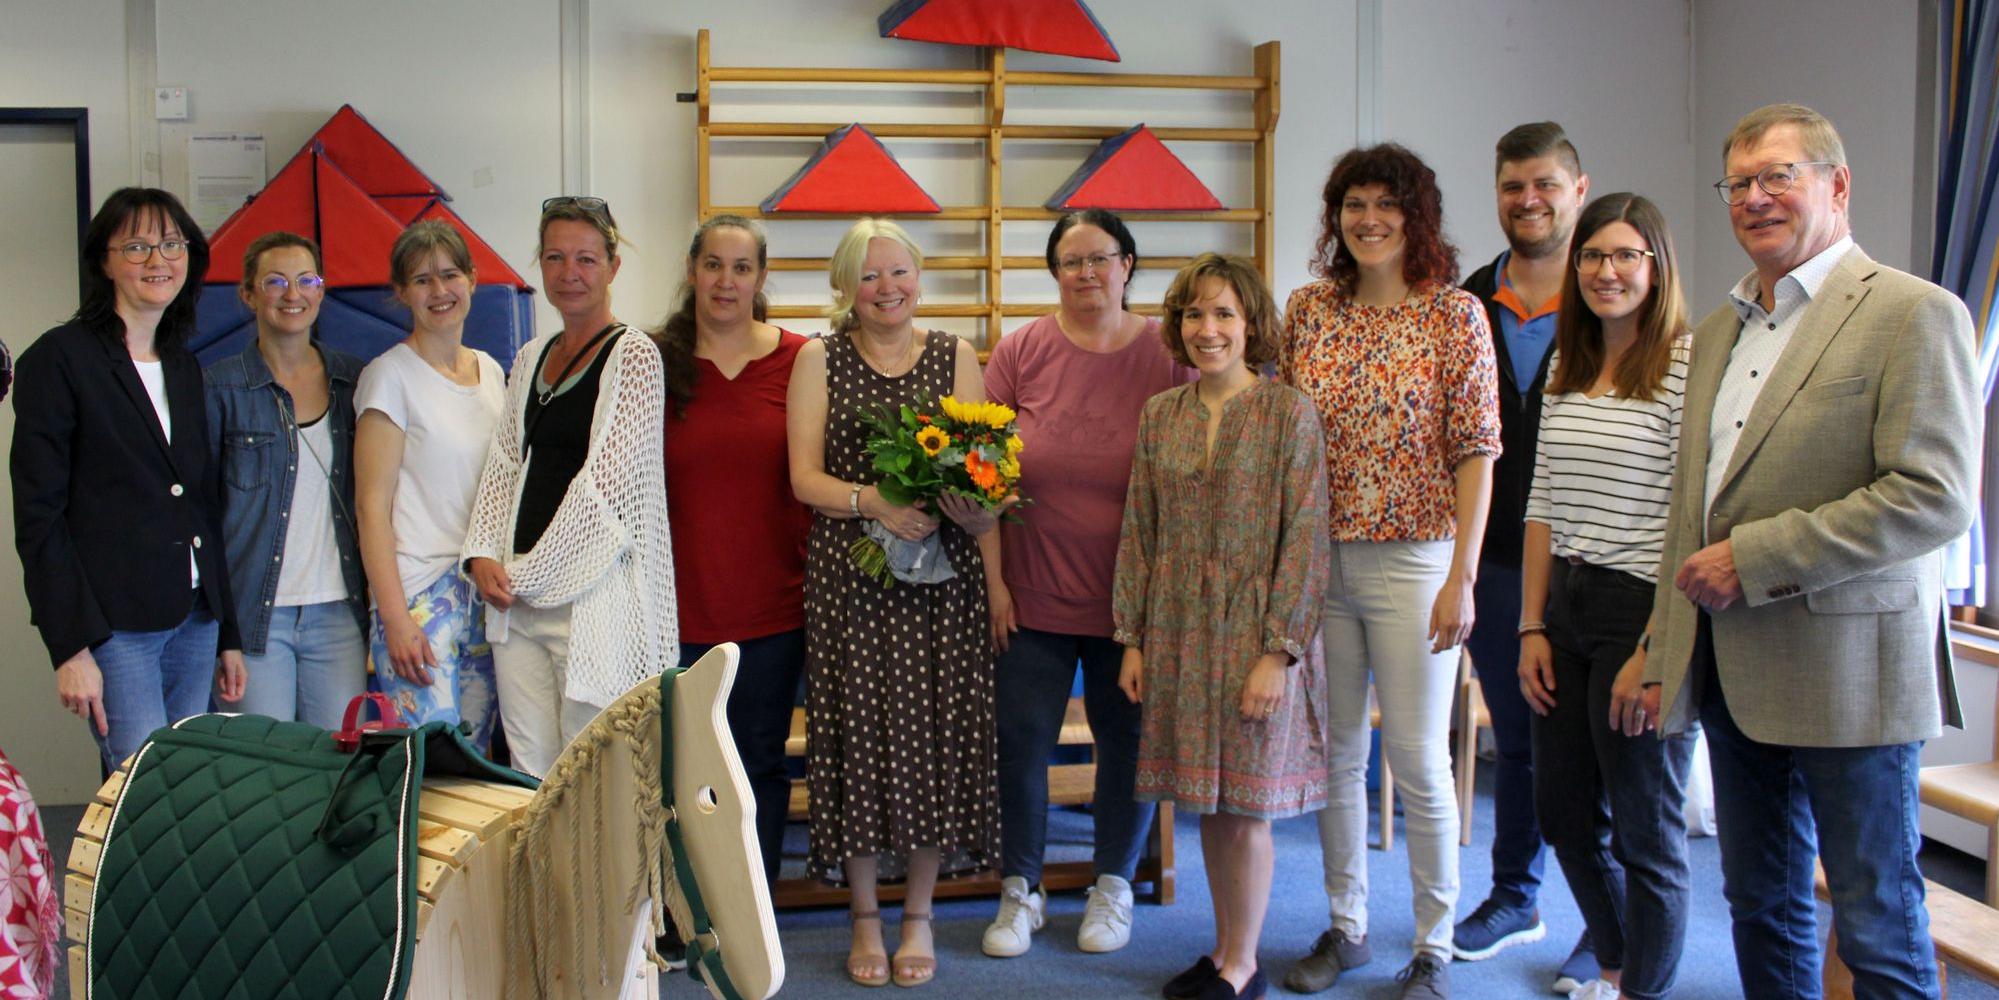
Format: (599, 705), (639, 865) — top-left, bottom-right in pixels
(1195, 970), (1268, 1000)
(1163, 955), (1218, 999)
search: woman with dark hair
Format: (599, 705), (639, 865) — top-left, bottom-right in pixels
(657, 213), (810, 887)
(355, 220), (505, 752)
(462, 198), (674, 778)
(979, 208), (1189, 960)
(12, 187), (245, 773)
(1279, 144), (1501, 1000)
(1115, 252), (1330, 1000)
(206, 231), (368, 728)
(1517, 193), (1694, 1000)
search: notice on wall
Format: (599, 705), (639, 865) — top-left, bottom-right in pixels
(188, 133), (267, 232)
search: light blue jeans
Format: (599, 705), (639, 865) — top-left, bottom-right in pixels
(229, 600), (368, 730)
(91, 603), (220, 773)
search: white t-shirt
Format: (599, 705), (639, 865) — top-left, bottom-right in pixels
(274, 414), (349, 606)
(353, 343), (506, 599)
(133, 359), (197, 588)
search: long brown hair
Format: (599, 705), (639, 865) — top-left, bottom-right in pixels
(651, 215), (769, 416)
(1547, 192), (1687, 401)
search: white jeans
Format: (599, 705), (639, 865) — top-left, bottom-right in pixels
(1313, 538), (1461, 960)
(492, 600), (599, 778)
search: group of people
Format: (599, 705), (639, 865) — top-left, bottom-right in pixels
(11, 98), (1982, 1000)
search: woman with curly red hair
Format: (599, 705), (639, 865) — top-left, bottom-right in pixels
(1278, 144), (1502, 1000)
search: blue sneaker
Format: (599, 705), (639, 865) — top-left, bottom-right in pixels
(1550, 930), (1598, 995)
(1450, 898), (1547, 961)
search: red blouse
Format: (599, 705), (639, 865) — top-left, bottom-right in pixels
(664, 330), (812, 643)
(1279, 281), (1502, 542)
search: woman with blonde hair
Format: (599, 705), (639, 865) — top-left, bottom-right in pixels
(462, 197), (674, 778)
(787, 217), (1001, 987)
(354, 220), (505, 750)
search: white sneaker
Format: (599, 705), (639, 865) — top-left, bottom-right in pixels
(981, 876), (1045, 957)
(1567, 980), (1621, 1000)
(1076, 874), (1134, 953)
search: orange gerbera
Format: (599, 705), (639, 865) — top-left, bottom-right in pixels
(965, 450), (1001, 491)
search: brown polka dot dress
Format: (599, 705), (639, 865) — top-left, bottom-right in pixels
(805, 329), (997, 882)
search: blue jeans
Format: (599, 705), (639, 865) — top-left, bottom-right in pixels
(1696, 615), (1939, 1000)
(681, 629), (806, 889)
(1465, 560), (1547, 909)
(229, 600), (368, 730)
(1534, 561), (1693, 999)
(90, 602), (220, 773)
(995, 627), (1153, 885)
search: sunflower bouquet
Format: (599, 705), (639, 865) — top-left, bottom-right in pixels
(852, 394), (1026, 586)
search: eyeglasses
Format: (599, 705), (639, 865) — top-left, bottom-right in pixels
(258, 273), (326, 296)
(542, 195), (616, 224)
(1057, 253), (1120, 275)
(1574, 247), (1657, 274)
(114, 239), (189, 264)
(1712, 161), (1834, 206)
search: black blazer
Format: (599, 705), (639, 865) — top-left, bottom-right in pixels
(11, 320), (239, 666)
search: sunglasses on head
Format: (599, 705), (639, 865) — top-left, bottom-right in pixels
(541, 196), (615, 225)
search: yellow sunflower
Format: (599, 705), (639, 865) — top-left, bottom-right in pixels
(938, 395), (1018, 430)
(916, 425), (950, 456)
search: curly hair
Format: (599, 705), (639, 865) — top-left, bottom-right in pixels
(1159, 252), (1283, 368)
(1309, 143), (1459, 293)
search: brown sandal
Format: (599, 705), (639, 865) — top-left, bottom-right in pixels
(892, 912), (935, 988)
(848, 910), (890, 987)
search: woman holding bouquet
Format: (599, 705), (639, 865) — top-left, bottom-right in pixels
(786, 217), (1000, 988)
(1115, 253), (1331, 1000)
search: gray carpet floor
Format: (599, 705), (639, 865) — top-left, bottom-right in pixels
(36, 767), (1998, 998)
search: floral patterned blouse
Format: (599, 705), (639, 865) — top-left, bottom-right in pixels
(1280, 280), (1502, 542)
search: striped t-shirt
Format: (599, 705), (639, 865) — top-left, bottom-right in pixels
(1524, 338), (1690, 583)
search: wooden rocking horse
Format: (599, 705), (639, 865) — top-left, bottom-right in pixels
(64, 643), (782, 999)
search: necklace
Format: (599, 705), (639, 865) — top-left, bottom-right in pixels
(853, 330), (919, 377)
(537, 323), (622, 406)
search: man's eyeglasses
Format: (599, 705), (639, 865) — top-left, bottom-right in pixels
(542, 196), (616, 225)
(114, 239), (189, 264)
(1057, 253), (1120, 275)
(258, 273), (326, 296)
(1713, 161), (1834, 206)
(1574, 248), (1657, 274)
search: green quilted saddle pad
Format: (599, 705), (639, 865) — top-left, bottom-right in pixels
(87, 714), (534, 1000)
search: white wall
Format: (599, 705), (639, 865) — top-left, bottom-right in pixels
(0, 0), (134, 203)
(1380, 0), (1699, 289)
(587, 0), (1357, 337)
(1691, 0), (1926, 310)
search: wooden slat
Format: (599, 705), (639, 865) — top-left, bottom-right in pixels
(424, 777), (536, 817)
(96, 769), (126, 806)
(415, 820), (480, 866)
(65, 872), (93, 915)
(416, 900), (435, 938)
(64, 905), (88, 945)
(67, 835), (101, 877)
(414, 855), (453, 901)
(1002, 207), (1261, 222)
(69, 945), (86, 994)
(1058, 698), (1093, 746)
(1048, 764), (1097, 806)
(765, 302), (991, 320)
(79, 802), (112, 840)
(414, 789), (513, 839)
(711, 66), (992, 86)
(1007, 70), (1263, 91)
(785, 708), (806, 757)
(1918, 761), (1999, 825)
(706, 121), (1258, 143)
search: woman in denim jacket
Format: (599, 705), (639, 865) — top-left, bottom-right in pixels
(205, 231), (368, 727)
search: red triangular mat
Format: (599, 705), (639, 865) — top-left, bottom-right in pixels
(413, 199), (529, 287)
(1047, 125), (1222, 211)
(313, 153), (411, 287)
(206, 154), (318, 285)
(313, 105), (444, 197)
(760, 124), (940, 214)
(879, 0), (1119, 62)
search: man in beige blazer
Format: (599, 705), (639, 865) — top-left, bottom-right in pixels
(1632, 104), (1982, 999)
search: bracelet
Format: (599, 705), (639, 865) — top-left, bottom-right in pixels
(848, 483), (864, 518)
(1517, 620), (1547, 637)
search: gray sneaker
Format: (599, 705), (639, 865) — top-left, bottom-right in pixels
(1396, 954), (1451, 1000)
(1282, 928), (1372, 993)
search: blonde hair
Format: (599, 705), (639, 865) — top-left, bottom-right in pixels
(389, 220), (475, 288)
(1723, 103), (1847, 168)
(827, 217), (924, 332)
